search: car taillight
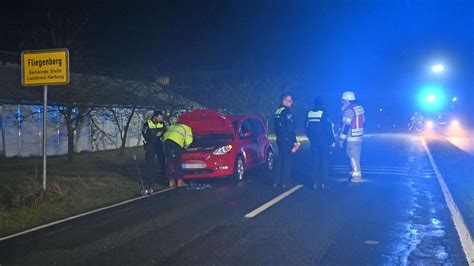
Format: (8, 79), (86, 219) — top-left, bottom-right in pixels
(212, 145), (232, 155)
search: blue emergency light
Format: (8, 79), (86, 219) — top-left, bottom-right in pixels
(417, 85), (446, 112)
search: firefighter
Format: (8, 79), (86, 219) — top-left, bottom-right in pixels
(338, 91), (365, 182)
(305, 96), (336, 190)
(273, 93), (299, 188)
(142, 111), (167, 191)
(162, 123), (193, 188)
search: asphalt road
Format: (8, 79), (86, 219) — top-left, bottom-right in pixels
(0, 134), (469, 265)
(446, 130), (474, 156)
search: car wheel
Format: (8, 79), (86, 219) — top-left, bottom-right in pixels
(266, 149), (274, 172)
(233, 156), (245, 181)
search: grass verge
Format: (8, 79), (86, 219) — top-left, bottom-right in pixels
(0, 147), (161, 238)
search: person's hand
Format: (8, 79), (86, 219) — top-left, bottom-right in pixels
(156, 132), (163, 137)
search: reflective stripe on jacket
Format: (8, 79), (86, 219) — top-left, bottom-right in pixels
(163, 124), (193, 148)
(349, 104), (365, 137)
(306, 109), (335, 146)
(340, 103), (365, 141)
(147, 120), (164, 129)
(142, 119), (166, 144)
(307, 110), (323, 123)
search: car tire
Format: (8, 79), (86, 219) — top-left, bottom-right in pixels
(265, 149), (274, 172)
(232, 156), (245, 181)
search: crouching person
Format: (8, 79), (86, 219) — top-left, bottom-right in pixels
(162, 123), (193, 188)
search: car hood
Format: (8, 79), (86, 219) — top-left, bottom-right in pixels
(177, 109), (234, 135)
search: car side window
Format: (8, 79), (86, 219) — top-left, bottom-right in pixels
(250, 119), (263, 135)
(240, 119), (253, 137)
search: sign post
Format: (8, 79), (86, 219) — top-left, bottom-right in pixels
(42, 85), (47, 190)
(21, 49), (70, 191)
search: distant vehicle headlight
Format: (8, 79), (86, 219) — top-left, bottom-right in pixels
(425, 120), (434, 128)
(212, 145), (232, 155)
(451, 119), (460, 127)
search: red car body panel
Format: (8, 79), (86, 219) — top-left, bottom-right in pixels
(177, 109), (272, 180)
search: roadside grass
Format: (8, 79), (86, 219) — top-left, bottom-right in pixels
(0, 147), (161, 237)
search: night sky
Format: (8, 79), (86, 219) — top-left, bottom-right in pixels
(1, 0), (473, 99)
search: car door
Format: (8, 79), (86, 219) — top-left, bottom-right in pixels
(249, 118), (267, 163)
(239, 118), (259, 167)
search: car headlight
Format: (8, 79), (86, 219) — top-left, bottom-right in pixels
(212, 145), (232, 155)
(425, 120), (434, 128)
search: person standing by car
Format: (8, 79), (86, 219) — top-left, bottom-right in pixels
(338, 91), (365, 183)
(142, 111), (167, 191)
(273, 93), (299, 188)
(305, 96), (336, 190)
(162, 123), (193, 188)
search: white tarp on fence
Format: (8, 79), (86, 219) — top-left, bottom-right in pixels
(0, 104), (149, 157)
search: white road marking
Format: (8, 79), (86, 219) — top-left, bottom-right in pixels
(0, 187), (176, 242)
(331, 164), (409, 171)
(331, 169), (409, 174)
(330, 164), (410, 177)
(332, 170), (407, 176)
(422, 138), (474, 265)
(244, 184), (304, 218)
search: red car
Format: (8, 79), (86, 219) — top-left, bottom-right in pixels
(177, 109), (273, 180)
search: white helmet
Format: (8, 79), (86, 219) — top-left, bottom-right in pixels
(342, 91), (356, 101)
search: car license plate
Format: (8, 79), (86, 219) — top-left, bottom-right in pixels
(182, 161), (206, 169)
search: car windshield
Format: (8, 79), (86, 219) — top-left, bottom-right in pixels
(187, 134), (233, 149)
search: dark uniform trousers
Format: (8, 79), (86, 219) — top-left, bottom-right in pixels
(145, 142), (166, 186)
(311, 144), (330, 187)
(164, 139), (184, 181)
(275, 140), (294, 186)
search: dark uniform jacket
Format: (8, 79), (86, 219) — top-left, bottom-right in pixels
(142, 120), (167, 146)
(274, 105), (297, 146)
(305, 108), (335, 147)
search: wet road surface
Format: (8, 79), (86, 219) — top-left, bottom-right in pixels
(446, 130), (474, 156)
(0, 134), (469, 265)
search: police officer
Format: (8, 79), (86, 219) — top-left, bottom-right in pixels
(142, 111), (167, 190)
(338, 91), (365, 182)
(305, 96), (336, 190)
(162, 123), (193, 188)
(273, 93), (299, 188)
